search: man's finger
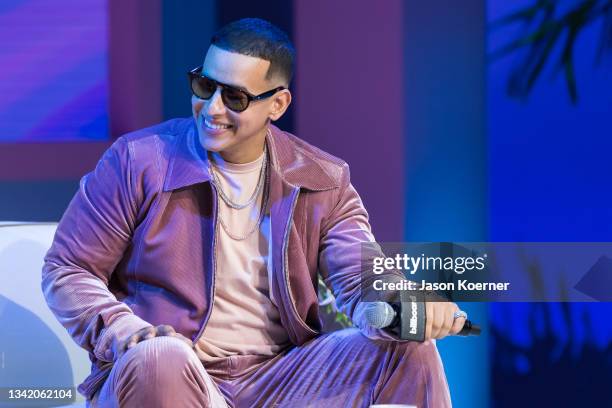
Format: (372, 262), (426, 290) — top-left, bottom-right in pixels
(127, 327), (154, 349)
(141, 328), (157, 341)
(431, 303), (445, 339)
(450, 315), (466, 335)
(156, 324), (176, 336)
(125, 332), (141, 350)
(438, 306), (454, 339)
(425, 302), (433, 340)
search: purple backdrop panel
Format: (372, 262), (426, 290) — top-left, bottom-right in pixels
(294, 0), (405, 241)
(0, 0), (108, 142)
(0, 142), (110, 180)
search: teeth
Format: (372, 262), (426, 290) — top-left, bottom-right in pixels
(204, 118), (231, 130)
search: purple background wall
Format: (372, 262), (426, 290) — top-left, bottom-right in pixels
(295, 0), (405, 242)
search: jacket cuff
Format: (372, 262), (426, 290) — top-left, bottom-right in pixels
(93, 313), (152, 362)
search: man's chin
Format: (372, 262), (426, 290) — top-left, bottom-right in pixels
(197, 132), (230, 153)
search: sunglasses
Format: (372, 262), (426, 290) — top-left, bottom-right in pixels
(188, 66), (286, 113)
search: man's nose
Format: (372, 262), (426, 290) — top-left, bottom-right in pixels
(205, 87), (226, 115)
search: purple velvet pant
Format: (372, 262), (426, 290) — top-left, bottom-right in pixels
(89, 328), (451, 407)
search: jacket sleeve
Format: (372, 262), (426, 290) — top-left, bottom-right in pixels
(318, 163), (407, 341)
(41, 137), (152, 363)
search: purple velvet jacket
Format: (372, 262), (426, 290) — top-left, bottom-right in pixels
(42, 118), (399, 399)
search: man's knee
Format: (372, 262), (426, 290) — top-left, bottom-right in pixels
(396, 339), (442, 365)
(390, 339), (446, 379)
(375, 340), (450, 407)
(117, 336), (199, 383)
(94, 337), (226, 407)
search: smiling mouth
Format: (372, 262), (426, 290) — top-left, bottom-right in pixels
(203, 117), (232, 130)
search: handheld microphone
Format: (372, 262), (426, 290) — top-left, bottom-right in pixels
(363, 301), (481, 341)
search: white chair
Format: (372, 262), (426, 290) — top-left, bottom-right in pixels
(0, 222), (89, 407)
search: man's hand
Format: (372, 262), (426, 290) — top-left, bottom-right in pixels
(109, 324), (194, 361)
(425, 302), (466, 340)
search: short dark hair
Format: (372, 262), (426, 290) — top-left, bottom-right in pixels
(211, 18), (295, 86)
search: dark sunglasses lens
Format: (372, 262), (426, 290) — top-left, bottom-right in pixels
(191, 76), (216, 99)
(221, 88), (249, 112)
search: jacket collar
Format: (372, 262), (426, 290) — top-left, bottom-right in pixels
(163, 119), (339, 192)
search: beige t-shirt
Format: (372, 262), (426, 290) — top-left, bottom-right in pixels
(195, 150), (290, 363)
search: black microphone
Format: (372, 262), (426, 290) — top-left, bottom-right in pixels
(363, 301), (481, 341)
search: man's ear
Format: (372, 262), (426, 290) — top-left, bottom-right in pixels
(269, 90), (292, 122)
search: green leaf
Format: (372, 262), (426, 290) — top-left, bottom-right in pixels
(492, 0), (612, 103)
(561, 29), (579, 103)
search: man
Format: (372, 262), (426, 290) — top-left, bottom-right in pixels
(43, 18), (463, 407)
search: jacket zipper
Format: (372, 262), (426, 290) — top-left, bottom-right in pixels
(193, 183), (218, 344)
(283, 187), (318, 335)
